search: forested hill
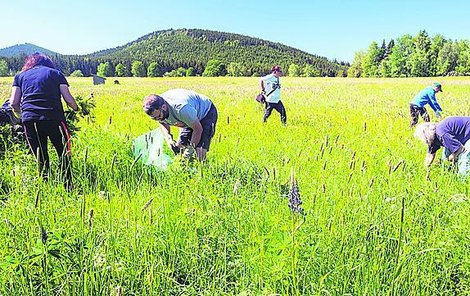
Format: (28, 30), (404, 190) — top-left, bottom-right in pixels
(0, 43), (58, 58)
(85, 28), (348, 77)
(83, 29), (347, 76)
(1, 29), (348, 77)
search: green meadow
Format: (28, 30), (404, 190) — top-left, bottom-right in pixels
(0, 77), (469, 295)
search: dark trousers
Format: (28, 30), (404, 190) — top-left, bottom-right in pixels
(178, 104), (218, 151)
(263, 101), (286, 124)
(23, 120), (73, 188)
(409, 104), (430, 127)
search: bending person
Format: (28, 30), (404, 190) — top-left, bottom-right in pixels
(409, 82), (443, 127)
(414, 116), (470, 179)
(143, 89), (218, 162)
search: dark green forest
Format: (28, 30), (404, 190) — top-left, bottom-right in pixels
(3, 29), (468, 78)
(348, 30), (470, 77)
(1, 29), (348, 77)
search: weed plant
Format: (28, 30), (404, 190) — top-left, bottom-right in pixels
(0, 77), (469, 295)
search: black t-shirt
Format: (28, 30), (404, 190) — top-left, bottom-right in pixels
(13, 65), (68, 122)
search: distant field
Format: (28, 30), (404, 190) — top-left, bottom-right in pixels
(0, 77), (469, 295)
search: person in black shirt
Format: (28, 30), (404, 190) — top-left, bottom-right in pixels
(10, 53), (78, 190)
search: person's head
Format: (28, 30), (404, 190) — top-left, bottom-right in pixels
(432, 82), (443, 93)
(414, 122), (437, 146)
(271, 65), (284, 77)
(142, 94), (169, 121)
(21, 53), (56, 72)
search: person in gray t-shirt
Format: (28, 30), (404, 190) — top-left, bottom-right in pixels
(143, 89), (218, 161)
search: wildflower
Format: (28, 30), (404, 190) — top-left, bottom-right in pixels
(41, 227), (48, 245)
(94, 253), (106, 268)
(288, 176), (304, 214)
(233, 179), (241, 195)
(447, 194), (467, 203)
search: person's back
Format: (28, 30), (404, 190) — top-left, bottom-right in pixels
(160, 89), (213, 124)
(436, 116), (470, 150)
(14, 65), (66, 122)
(409, 83), (443, 127)
(261, 73), (281, 103)
(10, 53), (78, 191)
(410, 86), (442, 111)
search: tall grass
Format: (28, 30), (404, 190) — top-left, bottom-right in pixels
(0, 77), (469, 295)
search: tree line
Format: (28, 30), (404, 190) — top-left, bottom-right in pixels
(2, 29), (469, 78)
(348, 30), (470, 78)
(0, 29), (348, 77)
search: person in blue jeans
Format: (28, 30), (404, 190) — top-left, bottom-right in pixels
(414, 116), (470, 180)
(409, 83), (444, 127)
(10, 53), (78, 190)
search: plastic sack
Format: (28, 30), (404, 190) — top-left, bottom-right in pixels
(132, 129), (173, 170)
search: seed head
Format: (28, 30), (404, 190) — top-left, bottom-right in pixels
(288, 172), (304, 214)
(88, 208), (94, 228)
(41, 227), (48, 245)
(141, 198), (153, 212)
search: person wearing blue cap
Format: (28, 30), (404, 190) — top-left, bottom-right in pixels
(409, 83), (443, 127)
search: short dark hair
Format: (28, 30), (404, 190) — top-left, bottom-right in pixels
(271, 65), (282, 73)
(142, 94), (165, 115)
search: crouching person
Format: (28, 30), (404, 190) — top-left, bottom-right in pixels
(143, 89), (218, 161)
(414, 116), (470, 179)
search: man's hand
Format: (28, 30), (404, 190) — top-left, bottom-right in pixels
(435, 111), (442, 119)
(164, 134), (176, 146)
(170, 143), (181, 155)
(448, 153), (456, 162)
(182, 146), (195, 159)
(164, 135), (182, 155)
(449, 146), (466, 162)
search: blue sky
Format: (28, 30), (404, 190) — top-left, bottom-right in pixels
(1, 0), (470, 62)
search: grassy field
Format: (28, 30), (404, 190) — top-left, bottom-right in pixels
(0, 77), (469, 295)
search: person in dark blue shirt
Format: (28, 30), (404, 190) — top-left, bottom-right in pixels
(409, 83), (443, 127)
(10, 53), (78, 190)
(414, 116), (470, 179)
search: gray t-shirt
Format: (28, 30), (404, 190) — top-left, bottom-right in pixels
(160, 89), (213, 127)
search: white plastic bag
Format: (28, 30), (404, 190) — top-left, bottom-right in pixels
(132, 129), (173, 170)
